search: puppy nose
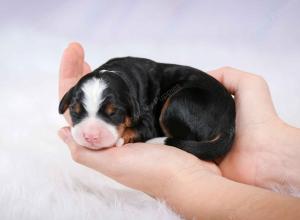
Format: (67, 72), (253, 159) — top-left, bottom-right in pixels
(83, 132), (100, 144)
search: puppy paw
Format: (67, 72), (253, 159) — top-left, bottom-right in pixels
(145, 137), (167, 145)
(116, 138), (125, 147)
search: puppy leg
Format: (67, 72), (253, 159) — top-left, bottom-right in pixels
(159, 87), (235, 160)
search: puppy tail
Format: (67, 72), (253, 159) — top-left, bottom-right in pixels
(165, 129), (235, 160)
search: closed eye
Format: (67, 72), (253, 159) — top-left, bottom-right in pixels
(108, 109), (116, 116)
(69, 102), (87, 123)
(70, 102), (84, 115)
(104, 103), (117, 116)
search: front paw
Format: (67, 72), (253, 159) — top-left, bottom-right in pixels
(116, 138), (125, 147)
(145, 137), (167, 145)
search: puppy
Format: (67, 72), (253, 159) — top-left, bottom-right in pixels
(59, 57), (235, 160)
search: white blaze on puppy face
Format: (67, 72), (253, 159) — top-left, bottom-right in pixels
(71, 77), (121, 149)
(82, 78), (107, 116)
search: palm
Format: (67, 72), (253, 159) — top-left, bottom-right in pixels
(211, 70), (287, 188)
(220, 117), (283, 186)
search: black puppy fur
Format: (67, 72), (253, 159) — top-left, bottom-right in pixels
(59, 57), (235, 160)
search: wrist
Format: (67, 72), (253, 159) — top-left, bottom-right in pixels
(158, 163), (222, 219)
(159, 164), (300, 220)
(256, 121), (300, 196)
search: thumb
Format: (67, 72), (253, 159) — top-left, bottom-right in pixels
(207, 66), (253, 95)
(58, 127), (75, 149)
(208, 66), (278, 122)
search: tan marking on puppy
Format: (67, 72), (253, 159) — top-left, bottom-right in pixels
(159, 98), (172, 137)
(122, 128), (137, 144)
(105, 103), (116, 115)
(117, 116), (137, 144)
(117, 123), (126, 136)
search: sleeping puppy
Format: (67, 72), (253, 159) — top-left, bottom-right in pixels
(59, 57), (235, 160)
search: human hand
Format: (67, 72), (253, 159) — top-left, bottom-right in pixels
(58, 127), (220, 197)
(58, 43), (91, 125)
(208, 67), (300, 196)
(58, 43), (220, 198)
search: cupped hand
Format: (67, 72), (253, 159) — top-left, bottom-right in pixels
(58, 43), (220, 197)
(59, 127), (220, 197)
(208, 67), (300, 195)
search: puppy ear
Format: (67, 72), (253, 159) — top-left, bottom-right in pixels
(59, 87), (75, 114)
(129, 96), (141, 124)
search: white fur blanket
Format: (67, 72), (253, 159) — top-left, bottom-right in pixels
(0, 75), (181, 220)
(0, 150), (180, 220)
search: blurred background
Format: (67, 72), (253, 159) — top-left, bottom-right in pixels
(0, 0), (299, 149)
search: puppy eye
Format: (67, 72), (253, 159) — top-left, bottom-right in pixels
(70, 102), (84, 116)
(108, 109), (116, 116)
(104, 103), (117, 116)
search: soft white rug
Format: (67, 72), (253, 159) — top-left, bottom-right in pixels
(0, 74), (181, 220)
(0, 149), (180, 220)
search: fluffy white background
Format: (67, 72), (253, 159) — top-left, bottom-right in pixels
(0, 0), (299, 219)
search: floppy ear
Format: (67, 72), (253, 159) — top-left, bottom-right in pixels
(59, 87), (75, 114)
(128, 96), (141, 125)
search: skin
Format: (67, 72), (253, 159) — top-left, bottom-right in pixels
(58, 42), (300, 219)
(208, 68), (300, 195)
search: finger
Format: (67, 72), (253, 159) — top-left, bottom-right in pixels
(59, 42), (85, 99)
(58, 126), (102, 166)
(207, 66), (252, 94)
(83, 61), (92, 75)
(60, 42), (84, 77)
(58, 127), (87, 155)
(208, 67), (277, 122)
